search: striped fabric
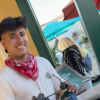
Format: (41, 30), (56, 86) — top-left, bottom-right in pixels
(63, 45), (85, 76)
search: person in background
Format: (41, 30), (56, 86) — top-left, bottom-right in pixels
(0, 16), (78, 100)
(72, 32), (93, 73)
(58, 37), (91, 77)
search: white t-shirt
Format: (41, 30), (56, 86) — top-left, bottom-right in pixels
(0, 57), (65, 100)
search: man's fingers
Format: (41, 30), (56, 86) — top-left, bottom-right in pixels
(61, 81), (79, 95)
(75, 89), (78, 95)
(68, 85), (78, 94)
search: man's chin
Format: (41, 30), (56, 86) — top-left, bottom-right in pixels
(17, 52), (27, 57)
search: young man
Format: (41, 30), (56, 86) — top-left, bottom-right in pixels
(0, 16), (78, 100)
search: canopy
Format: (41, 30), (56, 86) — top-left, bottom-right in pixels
(62, 0), (100, 20)
(43, 17), (80, 41)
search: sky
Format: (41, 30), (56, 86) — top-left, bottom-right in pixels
(29, 0), (71, 25)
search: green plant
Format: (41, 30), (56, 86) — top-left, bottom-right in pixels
(79, 36), (89, 44)
(50, 46), (60, 66)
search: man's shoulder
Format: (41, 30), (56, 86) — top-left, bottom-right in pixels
(0, 65), (17, 80)
(35, 56), (49, 63)
(35, 56), (51, 69)
(0, 65), (9, 80)
(0, 65), (8, 73)
(0, 65), (10, 74)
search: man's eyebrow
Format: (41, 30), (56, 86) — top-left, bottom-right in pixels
(20, 31), (25, 33)
(9, 33), (15, 37)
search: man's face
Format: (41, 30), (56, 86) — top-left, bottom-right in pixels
(1, 27), (29, 60)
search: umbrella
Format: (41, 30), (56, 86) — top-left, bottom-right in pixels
(43, 17), (80, 41)
(62, 0), (100, 20)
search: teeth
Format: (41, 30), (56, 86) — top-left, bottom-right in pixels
(17, 46), (24, 49)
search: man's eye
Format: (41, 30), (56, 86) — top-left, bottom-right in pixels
(21, 34), (25, 36)
(10, 36), (15, 39)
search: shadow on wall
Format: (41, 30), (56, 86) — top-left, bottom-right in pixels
(0, 43), (8, 70)
(0, 56), (5, 70)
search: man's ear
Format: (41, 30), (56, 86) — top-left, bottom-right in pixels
(0, 40), (7, 49)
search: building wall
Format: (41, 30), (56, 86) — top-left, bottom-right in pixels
(0, 0), (39, 68)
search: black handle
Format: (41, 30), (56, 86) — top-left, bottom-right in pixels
(60, 82), (68, 90)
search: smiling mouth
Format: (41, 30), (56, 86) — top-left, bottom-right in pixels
(16, 45), (25, 49)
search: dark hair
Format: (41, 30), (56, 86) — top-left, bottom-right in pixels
(0, 16), (27, 53)
(0, 16), (27, 41)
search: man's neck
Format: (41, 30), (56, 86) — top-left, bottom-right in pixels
(9, 54), (28, 62)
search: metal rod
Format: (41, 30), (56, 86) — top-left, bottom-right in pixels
(52, 74), (62, 82)
(46, 93), (56, 98)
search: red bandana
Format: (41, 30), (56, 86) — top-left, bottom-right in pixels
(5, 53), (39, 81)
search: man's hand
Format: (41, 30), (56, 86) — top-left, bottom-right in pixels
(57, 81), (78, 96)
(64, 81), (78, 95)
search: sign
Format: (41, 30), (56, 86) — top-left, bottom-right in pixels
(55, 63), (85, 85)
(58, 67), (83, 85)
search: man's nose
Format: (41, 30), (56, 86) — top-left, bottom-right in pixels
(17, 36), (23, 43)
